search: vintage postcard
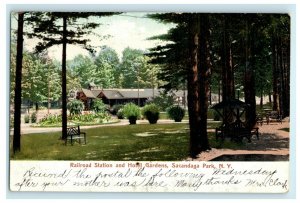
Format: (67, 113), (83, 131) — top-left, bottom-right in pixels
(9, 11), (290, 193)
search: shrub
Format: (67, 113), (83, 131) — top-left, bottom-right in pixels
(116, 108), (124, 119)
(213, 110), (221, 121)
(122, 103), (141, 124)
(142, 104), (160, 124)
(166, 105), (185, 122)
(31, 112), (37, 123)
(152, 92), (175, 111)
(10, 116), (14, 128)
(67, 99), (84, 115)
(38, 114), (62, 126)
(24, 114), (30, 123)
(91, 99), (106, 113)
(111, 104), (124, 115)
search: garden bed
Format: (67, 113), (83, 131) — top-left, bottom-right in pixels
(30, 119), (120, 127)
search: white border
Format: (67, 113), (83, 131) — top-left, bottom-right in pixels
(1, 0), (298, 202)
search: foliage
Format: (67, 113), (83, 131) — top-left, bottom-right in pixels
(166, 105), (185, 122)
(69, 112), (111, 124)
(151, 91), (175, 111)
(67, 99), (84, 115)
(38, 112), (112, 126)
(94, 46), (120, 88)
(212, 110), (221, 121)
(24, 114), (30, 123)
(91, 99), (107, 113)
(111, 104), (124, 115)
(147, 23), (189, 90)
(10, 116), (14, 128)
(122, 103), (141, 119)
(67, 54), (98, 88)
(31, 112), (37, 123)
(142, 104), (160, 124)
(21, 53), (47, 105)
(38, 114), (62, 126)
(119, 48), (161, 89)
(116, 109), (124, 119)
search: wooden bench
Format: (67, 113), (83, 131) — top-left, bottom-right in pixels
(266, 111), (282, 124)
(65, 126), (86, 145)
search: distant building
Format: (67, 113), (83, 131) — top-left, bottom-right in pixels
(76, 86), (187, 110)
(76, 84), (220, 110)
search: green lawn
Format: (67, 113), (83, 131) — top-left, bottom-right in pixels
(11, 122), (240, 161)
(159, 110), (215, 120)
(279, 128), (289, 132)
(159, 112), (189, 120)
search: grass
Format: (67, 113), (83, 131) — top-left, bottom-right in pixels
(158, 112), (189, 120)
(11, 122), (241, 161)
(159, 110), (216, 120)
(279, 128), (289, 132)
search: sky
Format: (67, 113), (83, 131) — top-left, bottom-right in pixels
(14, 12), (175, 61)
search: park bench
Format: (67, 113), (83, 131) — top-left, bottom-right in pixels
(65, 126), (86, 145)
(216, 121), (259, 143)
(256, 114), (264, 126)
(266, 111), (282, 124)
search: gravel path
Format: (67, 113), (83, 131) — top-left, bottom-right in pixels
(18, 119), (190, 135)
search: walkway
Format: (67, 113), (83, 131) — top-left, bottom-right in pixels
(188, 120), (290, 161)
(18, 119), (190, 135)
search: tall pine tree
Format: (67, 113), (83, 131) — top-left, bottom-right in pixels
(27, 12), (116, 139)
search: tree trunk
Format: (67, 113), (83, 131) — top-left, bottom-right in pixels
(244, 15), (257, 128)
(187, 15), (201, 158)
(279, 36), (289, 118)
(260, 89), (263, 109)
(285, 36), (290, 117)
(244, 68), (256, 128)
(198, 14), (211, 151)
(222, 16), (235, 102)
(272, 38), (279, 112)
(209, 85), (212, 105)
(35, 102), (39, 112)
(13, 12), (24, 153)
(221, 15), (235, 124)
(278, 36), (284, 116)
(218, 80), (221, 102)
(61, 15), (68, 139)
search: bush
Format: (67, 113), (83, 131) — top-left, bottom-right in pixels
(91, 99), (106, 113)
(31, 112), (37, 123)
(116, 109), (124, 119)
(70, 113), (111, 123)
(166, 105), (185, 122)
(122, 103), (141, 124)
(39, 114), (62, 126)
(10, 116), (14, 128)
(213, 110), (221, 121)
(67, 99), (84, 115)
(38, 112), (112, 126)
(152, 92), (175, 111)
(111, 104), (124, 115)
(142, 104), (160, 124)
(24, 114), (30, 123)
